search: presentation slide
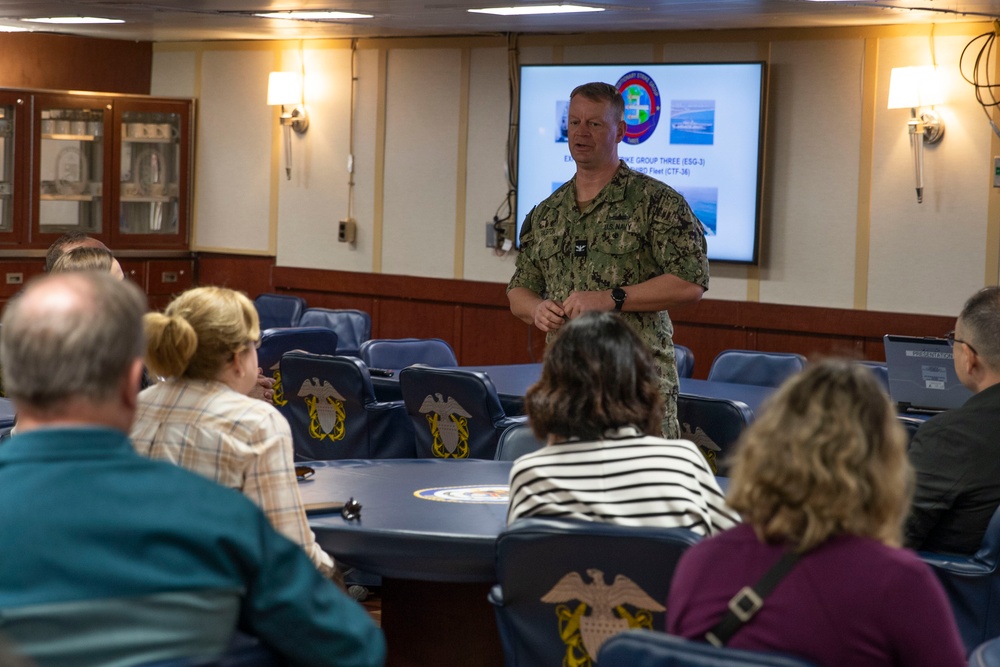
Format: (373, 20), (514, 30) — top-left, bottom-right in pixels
(517, 63), (765, 263)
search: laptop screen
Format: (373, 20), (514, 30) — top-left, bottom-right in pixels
(883, 334), (973, 413)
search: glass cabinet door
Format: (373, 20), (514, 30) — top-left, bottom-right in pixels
(0, 92), (28, 243)
(34, 96), (111, 240)
(113, 98), (189, 246)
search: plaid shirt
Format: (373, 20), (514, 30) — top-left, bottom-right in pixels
(131, 378), (334, 577)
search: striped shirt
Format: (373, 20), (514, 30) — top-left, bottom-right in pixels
(507, 427), (738, 535)
(130, 378), (335, 577)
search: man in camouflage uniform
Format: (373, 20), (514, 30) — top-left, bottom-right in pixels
(507, 82), (708, 438)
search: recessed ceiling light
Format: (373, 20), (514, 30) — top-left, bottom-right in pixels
(23, 16), (124, 24)
(469, 4), (604, 15)
(254, 10), (373, 20)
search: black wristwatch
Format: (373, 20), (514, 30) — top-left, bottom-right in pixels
(611, 286), (627, 312)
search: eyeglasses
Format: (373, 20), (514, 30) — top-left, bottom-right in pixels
(945, 330), (977, 355)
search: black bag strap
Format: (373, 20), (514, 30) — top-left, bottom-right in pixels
(705, 551), (801, 647)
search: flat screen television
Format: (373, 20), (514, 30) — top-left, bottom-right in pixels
(516, 62), (766, 264)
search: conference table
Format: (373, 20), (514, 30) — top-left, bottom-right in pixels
(371, 363), (775, 417)
(303, 458), (511, 667)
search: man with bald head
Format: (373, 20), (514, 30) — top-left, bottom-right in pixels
(0, 272), (384, 667)
(905, 286), (1000, 555)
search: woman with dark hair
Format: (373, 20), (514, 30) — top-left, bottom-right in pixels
(666, 358), (964, 666)
(506, 312), (736, 535)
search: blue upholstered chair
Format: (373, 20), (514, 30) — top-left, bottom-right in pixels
(920, 503), (1000, 655)
(359, 337), (458, 369)
(279, 351), (416, 460)
(597, 630), (816, 667)
(856, 359), (890, 391)
(399, 366), (526, 459)
(257, 327), (339, 426)
(494, 422), (545, 461)
(297, 308), (371, 357)
(707, 350), (807, 388)
(677, 395), (753, 475)
(489, 517), (700, 667)
(253, 293), (306, 331)
(970, 635), (1000, 666)
(675, 344), (695, 379)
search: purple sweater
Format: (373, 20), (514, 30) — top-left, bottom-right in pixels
(666, 524), (965, 667)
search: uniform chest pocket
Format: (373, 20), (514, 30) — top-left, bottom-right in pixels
(591, 222), (642, 255)
(534, 227), (568, 259)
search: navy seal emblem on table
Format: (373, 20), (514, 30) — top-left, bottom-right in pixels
(414, 485), (510, 503)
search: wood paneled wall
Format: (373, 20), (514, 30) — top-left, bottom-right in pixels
(0, 33), (151, 94)
(198, 254), (956, 378)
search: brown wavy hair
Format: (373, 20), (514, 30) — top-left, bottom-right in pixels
(525, 312), (664, 441)
(727, 358), (912, 552)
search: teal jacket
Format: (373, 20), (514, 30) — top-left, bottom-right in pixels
(0, 427), (385, 667)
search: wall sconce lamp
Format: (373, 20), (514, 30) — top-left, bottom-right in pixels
(887, 65), (945, 204)
(267, 71), (309, 180)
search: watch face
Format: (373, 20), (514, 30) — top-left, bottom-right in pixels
(612, 287), (626, 302)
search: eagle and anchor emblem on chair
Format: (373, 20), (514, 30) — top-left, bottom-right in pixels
(543, 568), (665, 665)
(296, 378), (347, 441)
(418, 393), (472, 458)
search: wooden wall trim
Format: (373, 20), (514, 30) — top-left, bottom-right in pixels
(199, 256), (956, 372)
(272, 266), (511, 309)
(670, 299), (955, 339)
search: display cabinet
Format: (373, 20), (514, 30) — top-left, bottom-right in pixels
(0, 92), (30, 246)
(112, 98), (191, 247)
(29, 91), (192, 250)
(0, 88), (195, 310)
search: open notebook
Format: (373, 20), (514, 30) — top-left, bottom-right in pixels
(883, 334), (973, 413)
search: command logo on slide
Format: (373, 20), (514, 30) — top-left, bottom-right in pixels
(616, 71), (661, 145)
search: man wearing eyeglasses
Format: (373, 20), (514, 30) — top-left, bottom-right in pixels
(905, 286), (1000, 555)
(0, 272), (385, 667)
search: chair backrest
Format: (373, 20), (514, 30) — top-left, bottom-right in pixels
(490, 517), (701, 667)
(598, 630), (816, 667)
(677, 395), (753, 475)
(856, 359), (890, 391)
(297, 308), (372, 357)
(253, 293), (306, 331)
(399, 365), (525, 459)
(359, 337), (458, 369)
(494, 423), (545, 461)
(920, 502), (1000, 654)
(257, 327), (339, 424)
(675, 344), (695, 379)
(279, 351), (416, 460)
(707, 350), (807, 387)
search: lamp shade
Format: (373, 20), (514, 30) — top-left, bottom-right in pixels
(267, 71), (302, 106)
(887, 66), (945, 109)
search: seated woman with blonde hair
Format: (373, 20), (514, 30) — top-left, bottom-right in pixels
(507, 311), (737, 535)
(130, 286), (335, 578)
(666, 358), (964, 666)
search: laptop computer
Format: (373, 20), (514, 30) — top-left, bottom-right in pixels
(883, 334), (974, 414)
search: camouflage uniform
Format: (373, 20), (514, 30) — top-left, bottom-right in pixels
(508, 161), (709, 438)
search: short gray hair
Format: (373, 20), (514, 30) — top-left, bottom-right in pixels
(1, 272), (147, 409)
(959, 286), (1000, 372)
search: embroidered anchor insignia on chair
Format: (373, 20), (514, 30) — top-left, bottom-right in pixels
(542, 568), (665, 665)
(268, 361), (287, 407)
(682, 421), (721, 474)
(418, 393), (472, 458)
(297, 378), (346, 441)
